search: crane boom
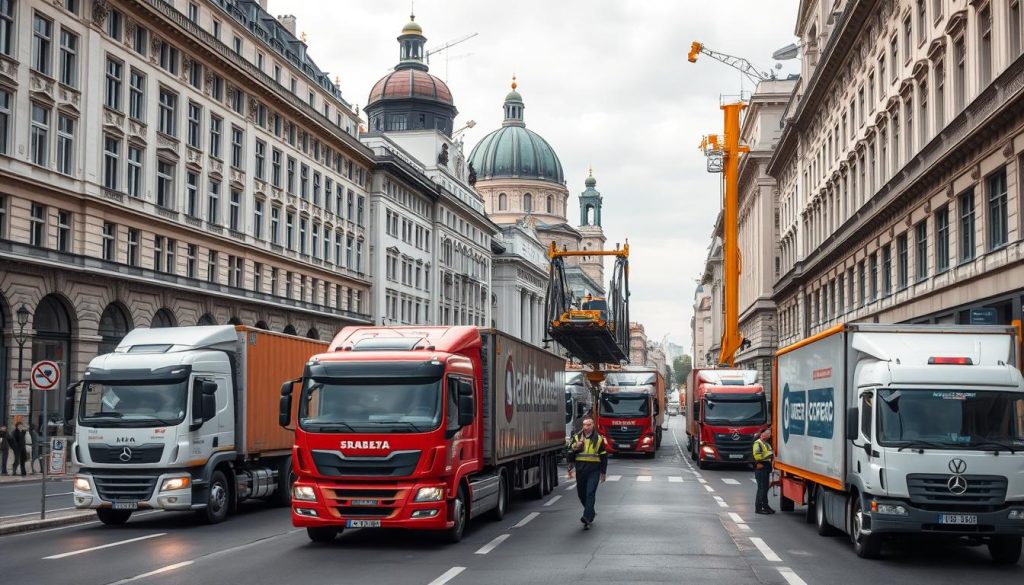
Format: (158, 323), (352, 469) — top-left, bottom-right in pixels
(687, 41), (775, 84)
(425, 32), (479, 65)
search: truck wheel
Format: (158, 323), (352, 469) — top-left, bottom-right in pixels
(655, 429), (663, 449)
(487, 472), (508, 521)
(527, 462), (545, 500)
(988, 535), (1022, 564)
(444, 486), (468, 543)
(96, 509), (132, 526)
(814, 488), (838, 536)
(271, 457), (295, 507)
(306, 527), (339, 543)
(548, 456), (559, 489)
(200, 470), (231, 524)
(851, 497), (881, 558)
(804, 488), (816, 525)
(541, 456), (552, 495)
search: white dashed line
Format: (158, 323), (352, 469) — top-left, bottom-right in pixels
(44, 533), (167, 559)
(697, 478), (707, 484)
(513, 512), (539, 528)
(703, 484), (715, 493)
(722, 478), (741, 485)
(107, 561), (194, 584)
(606, 475), (622, 482)
(750, 478), (758, 484)
(777, 567), (809, 585)
(728, 512), (745, 523)
(668, 476), (683, 483)
(475, 534), (511, 555)
(544, 495), (562, 507)
(564, 482), (577, 491)
(750, 537), (782, 562)
(637, 476), (652, 482)
(428, 567), (467, 585)
(713, 496), (729, 508)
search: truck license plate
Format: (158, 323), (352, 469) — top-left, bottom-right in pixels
(350, 499), (379, 506)
(346, 519), (381, 528)
(728, 454), (744, 460)
(112, 501), (138, 510)
(939, 514), (977, 525)
(618, 443), (631, 449)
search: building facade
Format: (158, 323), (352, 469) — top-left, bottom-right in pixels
(0, 0), (375, 425)
(491, 218), (549, 343)
(691, 283), (715, 369)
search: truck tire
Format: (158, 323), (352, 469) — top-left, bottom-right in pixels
(850, 496), (881, 559)
(644, 450), (656, 459)
(988, 535), (1022, 564)
(814, 488), (838, 536)
(527, 462), (545, 500)
(444, 486), (468, 543)
(548, 456), (559, 489)
(655, 429), (663, 449)
(306, 527), (339, 543)
(540, 456), (551, 495)
(199, 469), (231, 524)
(804, 487), (816, 525)
(96, 509), (132, 526)
(270, 456), (295, 507)
(487, 472), (508, 521)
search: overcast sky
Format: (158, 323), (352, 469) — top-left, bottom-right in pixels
(269, 0), (800, 355)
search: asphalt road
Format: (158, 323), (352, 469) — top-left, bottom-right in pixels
(0, 479), (74, 521)
(1, 417), (1020, 585)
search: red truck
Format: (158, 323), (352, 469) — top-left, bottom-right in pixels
(597, 367), (666, 458)
(685, 368), (767, 468)
(279, 326), (566, 543)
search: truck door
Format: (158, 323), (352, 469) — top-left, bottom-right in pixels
(852, 389), (883, 493)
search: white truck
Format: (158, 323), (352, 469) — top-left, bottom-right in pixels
(64, 326), (326, 525)
(775, 324), (1024, 562)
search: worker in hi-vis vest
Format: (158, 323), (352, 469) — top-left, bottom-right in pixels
(567, 416), (608, 529)
(752, 427), (775, 514)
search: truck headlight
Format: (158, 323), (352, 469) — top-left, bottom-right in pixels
(1008, 509), (1024, 520)
(702, 445), (715, 455)
(160, 477), (191, 492)
(415, 487), (445, 502)
(293, 485), (317, 502)
(74, 477), (91, 492)
(872, 502), (908, 515)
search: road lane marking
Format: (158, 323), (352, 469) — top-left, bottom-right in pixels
(563, 482), (576, 491)
(722, 478), (741, 485)
(713, 496), (729, 508)
(750, 478), (757, 483)
(703, 485), (715, 493)
(750, 537), (781, 562)
(43, 533), (167, 559)
(737, 523), (751, 531)
(728, 512), (745, 524)
(606, 475), (622, 481)
(475, 534), (510, 555)
(544, 495), (562, 507)
(637, 476), (652, 482)
(513, 512), (539, 528)
(778, 567), (808, 585)
(6, 510), (164, 537)
(697, 478), (707, 484)
(428, 567), (466, 585)
(3, 506), (76, 518)
(668, 476), (683, 483)
(107, 561), (194, 584)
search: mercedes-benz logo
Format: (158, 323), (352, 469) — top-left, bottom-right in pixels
(948, 458), (967, 474)
(732, 432), (741, 441)
(621, 426), (629, 432)
(119, 447), (133, 462)
(948, 474), (968, 495)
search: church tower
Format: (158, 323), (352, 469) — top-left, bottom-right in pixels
(578, 170), (607, 288)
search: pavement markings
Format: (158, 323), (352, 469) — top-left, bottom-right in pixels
(777, 567), (809, 585)
(637, 476), (652, 482)
(697, 478), (707, 484)
(513, 512), (540, 528)
(428, 567), (467, 585)
(722, 478), (741, 485)
(563, 482), (577, 491)
(606, 475), (622, 482)
(668, 476), (683, 483)
(475, 534), (511, 555)
(43, 533), (167, 560)
(3, 506), (76, 519)
(713, 496), (729, 508)
(107, 561), (194, 584)
(703, 484), (715, 493)
(728, 512), (745, 523)
(750, 478), (758, 484)
(749, 537), (782, 562)
(544, 495), (562, 507)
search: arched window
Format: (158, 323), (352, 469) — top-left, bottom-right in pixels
(545, 195), (553, 214)
(306, 327), (319, 340)
(197, 313), (216, 326)
(283, 324), (297, 335)
(98, 303), (132, 354)
(255, 320), (270, 330)
(151, 308), (176, 328)
(498, 193), (508, 211)
(523, 193), (533, 213)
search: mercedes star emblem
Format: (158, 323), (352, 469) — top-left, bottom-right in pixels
(732, 432), (741, 441)
(621, 426), (629, 432)
(948, 458), (967, 474)
(119, 447), (133, 462)
(947, 474), (968, 495)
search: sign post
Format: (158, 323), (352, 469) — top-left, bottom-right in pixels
(31, 360), (60, 520)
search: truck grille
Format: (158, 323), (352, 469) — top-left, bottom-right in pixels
(322, 488), (406, 519)
(311, 450), (421, 477)
(93, 475), (158, 502)
(906, 474), (1007, 511)
(89, 444), (164, 464)
(606, 427), (642, 442)
(712, 434), (755, 458)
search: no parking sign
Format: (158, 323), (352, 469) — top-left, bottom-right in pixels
(31, 360), (61, 391)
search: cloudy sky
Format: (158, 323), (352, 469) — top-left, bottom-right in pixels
(269, 0), (800, 355)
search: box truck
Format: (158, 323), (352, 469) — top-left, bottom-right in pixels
(280, 327), (566, 543)
(597, 366), (666, 458)
(66, 326), (327, 525)
(685, 368), (768, 468)
(774, 324), (1024, 562)
(565, 369), (595, 441)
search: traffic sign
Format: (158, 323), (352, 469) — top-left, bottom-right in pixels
(48, 437), (68, 476)
(9, 382), (30, 416)
(31, 360), (61, 391)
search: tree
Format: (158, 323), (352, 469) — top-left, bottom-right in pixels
(672, 355), (692, 386)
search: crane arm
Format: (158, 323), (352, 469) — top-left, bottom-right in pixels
(687, 42), (774, 84)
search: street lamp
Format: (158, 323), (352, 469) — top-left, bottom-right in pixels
(14, 304), (30, 382)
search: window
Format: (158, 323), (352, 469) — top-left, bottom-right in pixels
(56, 114), (74, 175)
(860, 393), (872, 438)
(29, 203), (45, 246)
(0, 89), (9, 154)
(253, 262), (262, 293)
(0, 0), (14, 56)
(904, 96), (913, 159)
(357, 195), (365, 226)
(325, 178), (333, 212)
(103, 134), (119, 190)
(274, 64), (281, 83)
(256, 51), (265, 71)
(858, 261), (866, 306)
(255, 140), (266, 179)
(56, 210), (70, 252)
(918, 80), (928, 144)
(59, 28), (78, 87)
(189, 60), (203, 90)
(869, 253), (878, 300)
(31, 103), (50, 166)
(270, 267), (278, 296)
(254, 199), (264, 239)
(287, 157), (296, 193)
(916, 0), (927, 45)
(847, 267), (855, 310)
(270, 206), (280, 245)
(285, 212), (295, 250)
(285, 271), (293, 299)
(979, 5), (992, 87)
(129, 69), (145, 120)
(882, 244), (892, 295)
(232, 36), (242, 54)
(102, 222), (116, 261)
(158, 40), (178, 75)
(207, 250), (218, 283)
(187, 102), (202, 148)
(988, 169), (1008, 249)
(936, 206), (950, 272)
(858, 87), (865, 126)
(186, 171), (199, 216)
(186, 244), (197, 278)
(153, 236), (163, 271)
(300, 164), (309, 199)
(902, 16), (912, 63)
(104, 57), (122, 110)
(229, 189), (240, 231)
(954, 36), (966, 112)
(960, 190), (976, 262)
(523, 193), (533, 212)
(106, 8), (122, 40)
(312, 223), (320, 258)
(271, 148), (282, 186)
(230, 126), (243, 168)
(915, 221), (928, 281)
(187, 2), (198, 22)
(156, 160), (174, 209)
(211, 75), (223, 100)
(133, 25), (148, 56)
(299, 217), (308, 254)
(212, 19), (221, 39)
(890, 36), (899, 83)
(313, 172), (321, 206)
(231, 87), (243, 114)
(126, 228), (139, 266)
(32, 13), (53, 75)
(346, 234), (354, 268)
(165, 238), (176, 275)
(158, 88), (177, 137)
(126, 145), (143, 198)
(868, 74), (876, 113)
(498, 193), (508, 210)
(934, 60), (945, 129)
(228, 256), (242, 287)
(209, 115), (222, 158)
(897, 233), (909, 289)
(208, 180), (220, 224)
(1012, 0), (1022, 58)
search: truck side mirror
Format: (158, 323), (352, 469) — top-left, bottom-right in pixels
(63, 381), (82, 424)
(190, 381), (205, 431)
(846, 406), (858, 442)
(201, 393), (217, 423)
(279, 379), (299, 428)
(457, 380), (474, 427)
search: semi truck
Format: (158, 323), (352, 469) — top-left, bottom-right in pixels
(280, 326), (565, 544)
(685, 368), (768, 469)
(774, 324), (1024, 562)
(65, 326), (327, 525)
(597, 366), (666, 458)
(565, 369), (595, 440)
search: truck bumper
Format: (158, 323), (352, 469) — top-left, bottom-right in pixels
(290, 480), (454, 531)
(73, 470), (196, 512)
(607, 435), (656, 454)
(866, 500), (1024, 537)
(699, 445), (753, 464)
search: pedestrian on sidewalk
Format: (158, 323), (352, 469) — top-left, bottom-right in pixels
(10, 421), (29, 476)
(753, 427), (775, 515)
(0, 424), (11, 475)
(566, 416), (607, 530)
(29, 423), (43, 474)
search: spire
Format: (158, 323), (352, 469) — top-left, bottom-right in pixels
(585, 166), (597, 188)
(397, 12), (427, 71)
(503, 76), (525, 127)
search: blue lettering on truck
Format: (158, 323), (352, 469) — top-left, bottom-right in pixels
(782, 384), (834, 442)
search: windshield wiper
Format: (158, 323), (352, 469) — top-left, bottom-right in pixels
(85, 411), (124, 419)
(361, 421), (425, 432)
(968, 440), (1018, 454)
(895, 440), (952, 452)
(303, 422), (357, 433)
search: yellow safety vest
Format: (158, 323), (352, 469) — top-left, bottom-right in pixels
(753, 438), (774, 462)
(572, 433), (606, 463)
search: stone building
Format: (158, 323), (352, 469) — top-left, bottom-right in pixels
(691, 283), (715, 369)
(0, 0), (373, 425)
(491, 218), (549, 343)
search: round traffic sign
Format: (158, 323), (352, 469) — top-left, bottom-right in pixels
(31, 360), (61, 390)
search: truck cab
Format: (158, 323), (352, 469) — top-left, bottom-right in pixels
(687, 369), (767, 468)
(598, 369), (665, 458)
(565, 371), (594, 440)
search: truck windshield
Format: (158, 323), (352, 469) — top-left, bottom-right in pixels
(604, 373), (657, 387)
(80, 381), (188, 427)
(877, 389), (1024, 448)
(704, 399), (766, 425)
(300, 377), (442, 433)
(600, 395), (649, 418)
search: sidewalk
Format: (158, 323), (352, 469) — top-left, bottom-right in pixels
(0, 508), (95, 535)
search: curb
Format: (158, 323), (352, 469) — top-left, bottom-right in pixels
(0, 512), (95, 536)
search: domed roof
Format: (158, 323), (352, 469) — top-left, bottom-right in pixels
(400, 15), (422, 35)
(368, 68), (454, 106)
